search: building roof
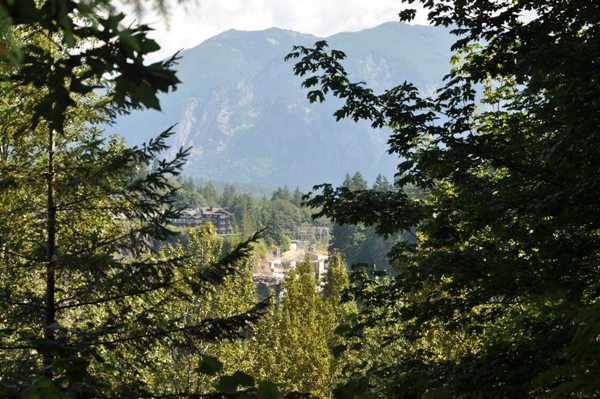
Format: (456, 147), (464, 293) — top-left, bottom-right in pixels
(179, 207), (231, 218)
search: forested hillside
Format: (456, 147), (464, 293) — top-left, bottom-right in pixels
(170, 172), (410, 272)
(169, 177), (326, 253)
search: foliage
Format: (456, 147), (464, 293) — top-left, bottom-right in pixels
(287, 0), (600, 397)
(172, 178), (327, 252)
(329, 173), (409, 273)
(140, 224), (265, 397)
(245, 254), (357, 399)
(0, 2), (266, 398)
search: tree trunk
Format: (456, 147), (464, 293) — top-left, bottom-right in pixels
(44, 126), (56, 378)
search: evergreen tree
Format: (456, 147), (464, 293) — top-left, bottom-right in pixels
(271, 185), (292, 202)
(203, 181), (218, 206)
(0, 4), (265, 397)
(260, 199), (304, 250)
(372, 173), (392, 192)
(231, 193), (259, 240)
(291, 187), (304, 207)
(330, 172), (368, 266)
(171, 177), (206, 209)
(221, 184), (237, 208)
(281, 185), (291, 202)
(350, 172), (368, 191)
(341, 173), (353, 190)
(182, 176), (195, 192)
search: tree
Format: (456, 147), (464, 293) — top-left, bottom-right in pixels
(231, 193), (260, 239)
(271, 185), (292, 202)
(331, 174), (367, 257)
(246, 255), (357, 399)
(372, 174), (392, 193)
(287, 0), (600, 397)
(140, 224), (262, 397)
(221, 183), (237, 208)
(261, 198), (304, 248)
(330, 173), (379, 268)
(171, 177), (206, 208)
(0, 2), (265, 397)
(203, 181), (219, 206)
(291, 187), (304, 208)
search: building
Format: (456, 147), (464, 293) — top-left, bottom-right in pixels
(167, 207), (232, 236)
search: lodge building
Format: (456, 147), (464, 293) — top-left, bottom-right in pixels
(166, 207), (232, 236)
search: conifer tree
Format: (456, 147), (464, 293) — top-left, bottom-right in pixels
(139, 224), (261, 397)
(372, 174), (392, 193)
(221, 184), (237, 208)
(330, 173), (369, 266)
(0, 3), (266, 397)
(203, 182), (219, 206)
(291, 187), (304, 207)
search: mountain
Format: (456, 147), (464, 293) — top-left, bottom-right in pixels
(107, 22), (455, 189)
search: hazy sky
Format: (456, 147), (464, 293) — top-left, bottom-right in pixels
(125, 0), (430, 61)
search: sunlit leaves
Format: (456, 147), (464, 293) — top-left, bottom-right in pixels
(0, 2), (265, 397)
(241, 255), (357, 399)
(288, 0), (600, 397)
(1, 1), (180, 132)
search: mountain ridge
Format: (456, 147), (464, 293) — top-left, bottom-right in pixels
(108, 22), (455, 189)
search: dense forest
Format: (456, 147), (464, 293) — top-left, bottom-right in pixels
(2, 0), (600, 398)
(170, 173), (403, 272)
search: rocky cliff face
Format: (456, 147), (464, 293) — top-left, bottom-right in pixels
(109, 22), (455, 188)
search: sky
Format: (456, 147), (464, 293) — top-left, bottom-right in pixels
(123, 0), (431, 62)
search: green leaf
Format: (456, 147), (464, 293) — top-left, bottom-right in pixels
(332, 344), (347, 358)
(346, 313), (358, 323)
(215, 376), (238, 393)
(257, 381), (280, 399)
(231, 371), (255, 388)
(334, 324), (352, 335)
(195, 355), (223, 376)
